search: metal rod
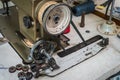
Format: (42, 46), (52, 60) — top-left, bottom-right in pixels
(71, 20), (87, 45)
(80, 12), (85, 27)
(5, 1), (9, 16)
(109, 0), (115, 22)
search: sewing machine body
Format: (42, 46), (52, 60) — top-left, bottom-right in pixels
(0, 0), (63, 63)
(11, 0), (62, 42)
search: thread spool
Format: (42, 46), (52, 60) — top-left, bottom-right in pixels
(72, 1), (95, 16)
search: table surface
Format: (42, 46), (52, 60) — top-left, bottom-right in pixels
(0, 10), (120, 80)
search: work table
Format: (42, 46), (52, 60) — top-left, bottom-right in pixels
(0, 13), (120, 80)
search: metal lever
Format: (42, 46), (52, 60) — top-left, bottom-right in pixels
(80, 12), (85, 27)
(71, 20), (87, 45)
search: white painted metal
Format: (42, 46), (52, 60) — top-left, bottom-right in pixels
(48, 39), (105, 76)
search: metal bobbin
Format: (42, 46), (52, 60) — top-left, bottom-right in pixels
(22, 65), (29, 72)
(9, 66), (16, 73)
(16, 64), (23, 70)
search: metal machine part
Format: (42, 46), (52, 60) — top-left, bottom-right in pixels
(98, 21), (118, 35)
(47, 35), (109, 76)
(22, 65), (29, 72)
(57, 35), (108, 57)
(16, 64), (23, 70)
(29, 40), (57, 60)
(29, 40), (59, 75)
(80, 12), (85, 27)
(9, 66), (16, 73)
(23, 16), (33, 29)
(25, 72), (33, 80)
(97, 0), (119, 35)
(37, 1), (72, 35)
(43, 4), (71, 35)
(18, 72), (26, 80)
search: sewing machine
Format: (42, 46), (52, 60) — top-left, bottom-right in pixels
(0, 0), (116, 79)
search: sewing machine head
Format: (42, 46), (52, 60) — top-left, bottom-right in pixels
(11, 0), (71, 42)
(8, 0), (72, 61)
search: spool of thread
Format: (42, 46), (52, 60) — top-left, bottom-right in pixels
(72, 1), (95, 16)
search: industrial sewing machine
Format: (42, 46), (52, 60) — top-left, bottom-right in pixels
(0, 0), (112, 78)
